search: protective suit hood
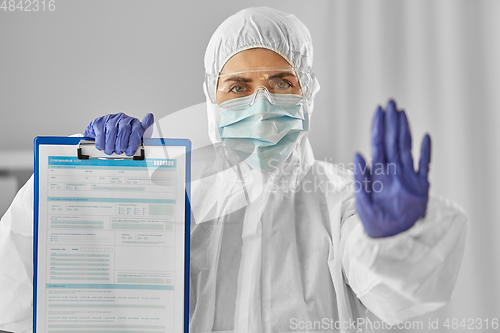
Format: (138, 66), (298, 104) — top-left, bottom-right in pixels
(203, 6), (320, 147)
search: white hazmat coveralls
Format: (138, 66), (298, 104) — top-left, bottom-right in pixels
(0, 6), (468, 333)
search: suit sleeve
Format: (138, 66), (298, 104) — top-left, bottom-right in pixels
(0, 175), (34, 332)
(340, 193), (468, 325)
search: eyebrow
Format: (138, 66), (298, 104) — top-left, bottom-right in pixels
(268, 72), (297, 80)
(222, 72), (297, 83)
(223, 76), (252, 83)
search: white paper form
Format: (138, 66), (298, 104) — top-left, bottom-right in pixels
(35, 143), (188, 333)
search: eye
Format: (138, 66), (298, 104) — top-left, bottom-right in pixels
(271, 79), (293, 90)
(276, 80), (291, 89)
(229, 84), (247, 93)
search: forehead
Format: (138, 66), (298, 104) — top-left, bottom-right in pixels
(221, 48), (293, 73)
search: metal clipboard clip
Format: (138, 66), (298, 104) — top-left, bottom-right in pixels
(77, 139), (145, 160)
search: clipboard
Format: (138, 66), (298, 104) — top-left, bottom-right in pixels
(34, 137), (191, 333)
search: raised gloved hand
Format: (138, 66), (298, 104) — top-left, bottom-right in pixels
(83, 113), (154, 156)
(353, 100), (431, 238)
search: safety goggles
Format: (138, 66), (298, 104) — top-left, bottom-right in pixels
(205, 67), (314, 106)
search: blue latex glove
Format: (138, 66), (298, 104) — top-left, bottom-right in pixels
(83, 113), (154, 156)
(353, 100), (431, 238)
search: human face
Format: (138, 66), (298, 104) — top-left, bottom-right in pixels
(215, 48), (303, 105)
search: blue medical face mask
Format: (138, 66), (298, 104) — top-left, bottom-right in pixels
(218, 92), (307, 170)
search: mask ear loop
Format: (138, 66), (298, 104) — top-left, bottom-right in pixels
(250, 86), (274, 106)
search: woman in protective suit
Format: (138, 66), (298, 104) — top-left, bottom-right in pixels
(0, 7), (467, 333)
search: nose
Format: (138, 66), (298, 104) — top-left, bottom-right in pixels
(249, 86), (275, 106)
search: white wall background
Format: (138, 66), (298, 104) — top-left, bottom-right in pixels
(1, 0), (499, 332)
